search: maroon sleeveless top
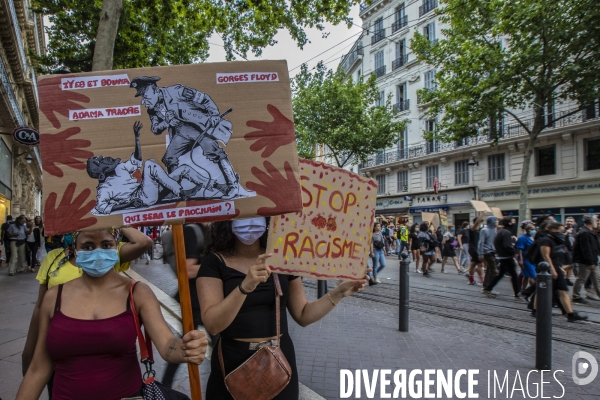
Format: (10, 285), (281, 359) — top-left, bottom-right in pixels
(46, 285), (142, 400)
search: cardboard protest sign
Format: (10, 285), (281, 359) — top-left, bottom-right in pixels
(265, 159), (377, 280)
(422, 212), (440, 228)
(439, 209), (448, 228)
(490, 207), (503, 219)
(470, 200), (492, 213)
(37, 61), (303, 235)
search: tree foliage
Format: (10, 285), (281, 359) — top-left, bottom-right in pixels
(292, 62), (408, 168)
(411, 0), (600, 218)
(33, 0), (363, 73)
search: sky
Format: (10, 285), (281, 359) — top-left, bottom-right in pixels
(205, 5), (363, 78)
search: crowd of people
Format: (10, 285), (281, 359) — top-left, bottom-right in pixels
(370, 213), (599, 322)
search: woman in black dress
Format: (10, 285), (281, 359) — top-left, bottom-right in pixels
(197, 217), (369, 399)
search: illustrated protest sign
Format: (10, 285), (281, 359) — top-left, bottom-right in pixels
(422, 212), (440, 228)
(265, 159), (377, 280)
(37, 61), (303, 235)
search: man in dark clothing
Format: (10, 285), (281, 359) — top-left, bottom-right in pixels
(572, 214), (600, 304)
(537, 222), (587, 322)
(468, 213), (485, 285)
(479, 216), (498, 288)
(1, 215), (13, 265)
(483, 217), (521, 299)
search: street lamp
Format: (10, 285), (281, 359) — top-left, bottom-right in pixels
(468, 157), (479, 200)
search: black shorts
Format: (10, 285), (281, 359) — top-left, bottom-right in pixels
(469, 249), (481, 264)
(553, 266), (568, 292)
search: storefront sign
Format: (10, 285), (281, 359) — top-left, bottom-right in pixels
(414, 194), (447, 204)
(409, 206), (449, 213)
(12, 126), (40, 146)
(376, 198), (404, 209)
(481, 181), (600, 200)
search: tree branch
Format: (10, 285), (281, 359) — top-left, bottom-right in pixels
(503, 109), (532, 135)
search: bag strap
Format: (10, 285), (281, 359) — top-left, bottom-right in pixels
(129, 281), (154, 363)
(218, 273), (283, 379)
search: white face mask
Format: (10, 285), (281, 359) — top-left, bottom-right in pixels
(232, 217), (267, 245)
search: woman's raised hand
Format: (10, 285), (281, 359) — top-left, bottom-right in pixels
(181, 330), (209, 365)
(240, 253), (272, 293)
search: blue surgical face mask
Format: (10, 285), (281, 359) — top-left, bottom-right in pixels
(76, 249), (119, 277)
(450, 228), (455, 233)
(528, 230), (536, 237)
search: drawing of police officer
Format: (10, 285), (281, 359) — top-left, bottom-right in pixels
(86, 121), (211, 215)
(130, 76), (240, 199)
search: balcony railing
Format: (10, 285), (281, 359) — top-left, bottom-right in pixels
(342, 45), (363, 72)
(8, 0), (28, 69)
(392, 54), (408, 70)
(371, 29), (386, 45)
(362, 105), (600, 168)
(0, 57), (26, 126)
(419, 0), (438, 17)
(373, 65), (386, 78)
(392, 15), (408, 33)
(393, 99), (410, 112)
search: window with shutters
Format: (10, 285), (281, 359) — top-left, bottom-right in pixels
(424, 69), (436, 90)
(488, 154), (506, 181)
(536, 145), (556, 176)
(455, 160), (469, 186)
(397, 170), (408, 192)
(376, 174), (386, 194)
(426, 165), (439, 189)
(585, 138), (600, 171)
(424, 22), (436, 44)
(376, 90), (385, 106)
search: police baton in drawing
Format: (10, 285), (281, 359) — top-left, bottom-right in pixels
(87, 76), (256, 216)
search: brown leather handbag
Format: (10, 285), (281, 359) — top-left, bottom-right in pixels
(218, 273), (292, 400)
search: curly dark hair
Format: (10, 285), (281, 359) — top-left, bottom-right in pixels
(206, 218), (269, 256)
(409, 223), (419, 234)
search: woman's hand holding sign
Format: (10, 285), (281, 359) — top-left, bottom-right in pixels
(240, 253), (273, 293)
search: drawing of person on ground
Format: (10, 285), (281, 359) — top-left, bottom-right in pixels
(87, 121), (213, 215)
(130, 76), (254, 200)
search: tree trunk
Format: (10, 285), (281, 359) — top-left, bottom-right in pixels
(92, 0), (123, 71)
(518, 112), (544, 222)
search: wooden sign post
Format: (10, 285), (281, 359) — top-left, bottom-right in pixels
(173, 224), (202, 400)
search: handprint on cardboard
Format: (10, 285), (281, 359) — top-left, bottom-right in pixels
(44, 182), (97, 235)
(40, 127), (94, 177)
(245, 104), (295, 158)
(246, 161), (302, 216)
(39, 76), (90, 129)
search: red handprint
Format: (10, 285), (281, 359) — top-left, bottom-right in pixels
(39, 75), (90, 129)
(244, 104), (295, 158)
(246, 161), (302, 216)
(40, 127), (94, 177)
(44, 182), (97, 235)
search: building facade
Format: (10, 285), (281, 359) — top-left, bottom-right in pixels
(0, 0), (44, 222)
(340, 0), (600, 227)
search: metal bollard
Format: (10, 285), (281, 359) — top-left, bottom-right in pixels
(317, 280), (328, 298)
(399, 252), (410, 332)
(536, 262), (552, 370)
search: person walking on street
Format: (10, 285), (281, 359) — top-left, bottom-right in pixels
(25, 219), (40, 273)
(482, 217), (522, 300)
(418, 222), (436, 278)
(535, 222), (588, 322)
(440, 225), (464, 274)
(8, 215), (32, 276)
(457, 221), (470, 269)
(435, 226), (443, 264)
(409, 224), (421, 273)
(479, 216), (498, 290)
(516, 223), (537, 299)
(572, 214), (600, 304)
(467, 214), (485, 285)
(1, 215), (13, 266)
(398, 224), (409, 256)
(370, 222), (387, 284)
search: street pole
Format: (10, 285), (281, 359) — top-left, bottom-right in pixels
(317, 280), (328, 298)
(398, 252), (410, 332)
(535, 262), (552, 370)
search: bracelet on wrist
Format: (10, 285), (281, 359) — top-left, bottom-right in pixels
(238, 282), (250, 295)
(327, 292), (338, 306)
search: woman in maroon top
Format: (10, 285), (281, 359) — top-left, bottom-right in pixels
(17, 229), (209, 400)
